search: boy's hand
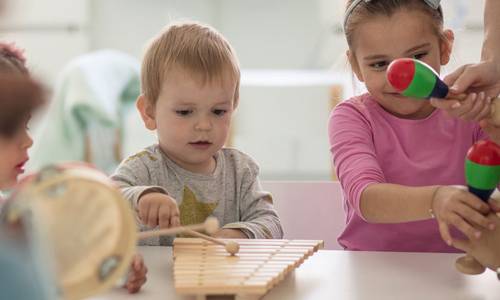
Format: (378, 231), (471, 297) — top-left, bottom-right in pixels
(430, 92), (491, 122)
(138, 192), (180, 228)
(124, 254), (148, 294)
(431, 186), (494, 245)
(213, 228), (248, 239)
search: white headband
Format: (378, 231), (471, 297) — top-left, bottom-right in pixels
(343, 0), (441, 31)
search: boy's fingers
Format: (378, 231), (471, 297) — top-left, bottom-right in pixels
(170, 215), (181, 227)
(438, 220), (453, 246)
(138, 203), (148, 224)
(133, 255), (144, 270)
(147, 202), (159, 228)
(158, 204), (172, 228)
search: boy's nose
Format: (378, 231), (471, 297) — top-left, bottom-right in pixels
(195, 117), (212, 131)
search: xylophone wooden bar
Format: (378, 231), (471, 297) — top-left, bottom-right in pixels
(172, 238), (324, 299)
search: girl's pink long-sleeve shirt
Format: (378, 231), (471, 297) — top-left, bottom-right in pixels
(329, 93), (485, 252)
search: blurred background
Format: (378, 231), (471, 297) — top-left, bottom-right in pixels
(0, 0), (486, 180)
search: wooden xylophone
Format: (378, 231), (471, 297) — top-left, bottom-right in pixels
(172, 238), (324, 299)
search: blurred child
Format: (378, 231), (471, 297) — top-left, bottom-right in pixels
(0, 43), (147, 294)
(329, 0), (496, 252)
(112, 22), (283, 245)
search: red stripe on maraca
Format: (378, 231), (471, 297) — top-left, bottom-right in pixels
(467, 140), (500, 166)
(387, 58), (415, 92)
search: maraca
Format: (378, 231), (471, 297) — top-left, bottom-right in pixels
(456, 140), (500, 274)
(386, 58), (500, 125)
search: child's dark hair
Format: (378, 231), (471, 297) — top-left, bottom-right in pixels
(0, 44), (43, 137)
(0, 43), (28, 75)
(0, 76), (44, 137)
(344, 0), (445, 49)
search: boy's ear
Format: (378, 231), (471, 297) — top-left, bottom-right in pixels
(136, 94), (157, 130)
(347, 50), (364, 82)
(440, 29), (454, 65)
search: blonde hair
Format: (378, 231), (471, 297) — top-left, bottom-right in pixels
(141, 21), (240, 106)
(344, 0), (445, 49)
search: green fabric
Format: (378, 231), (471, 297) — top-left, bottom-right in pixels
(29, 50), (140, 172)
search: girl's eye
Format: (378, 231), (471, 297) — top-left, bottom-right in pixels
(413, 52), (427, 60)
(213, 109), (227, 116)
(369, 61), (389, 70)
(175, 110), (192, 116)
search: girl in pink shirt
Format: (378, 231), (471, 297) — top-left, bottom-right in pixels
(329, 0), (498, 252)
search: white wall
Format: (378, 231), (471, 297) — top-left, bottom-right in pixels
(0, 0), (488, 179)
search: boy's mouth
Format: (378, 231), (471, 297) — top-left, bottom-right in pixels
(189, 141), (212, 149)
(190, 140), (212, 145)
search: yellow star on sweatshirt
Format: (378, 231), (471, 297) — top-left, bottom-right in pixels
(179, 186), (218, 226)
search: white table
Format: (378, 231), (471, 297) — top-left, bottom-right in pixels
(92, 246), (500, 300)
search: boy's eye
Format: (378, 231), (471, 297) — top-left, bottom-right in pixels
(175, 110), (192, 116)
(213, 109), (227, 116)
(369, 61), (389, 70)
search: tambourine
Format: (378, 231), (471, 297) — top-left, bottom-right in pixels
(1, 163), (137, 300)
(1, 163), (234, 299)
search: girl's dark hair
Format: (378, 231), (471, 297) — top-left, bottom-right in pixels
(344, 0), (444, 48)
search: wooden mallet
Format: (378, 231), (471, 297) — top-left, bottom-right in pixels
(137, 217), (240, 255)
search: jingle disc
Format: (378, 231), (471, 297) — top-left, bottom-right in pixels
(2, 163), (137, 300)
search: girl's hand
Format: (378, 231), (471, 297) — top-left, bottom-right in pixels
(431, 186), (493, 245)
(124, 254), (148, 294)
(430, 92), (492, 122)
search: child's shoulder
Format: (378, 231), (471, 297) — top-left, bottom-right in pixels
(330, 93), (378, 125)
(334, 93), (377, 113)
(220, 148), (260, 173)
(121, 144), (161, 166)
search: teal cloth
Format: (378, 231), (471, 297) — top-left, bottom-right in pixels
(29, 50), (140, 172)
(0, 229), (57, 300)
